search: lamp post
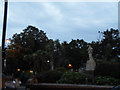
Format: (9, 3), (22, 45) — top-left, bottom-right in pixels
(2, 0), (8, 73)
(1, 0), (8, 89)
(4, 39), (10, 68)
(6, 39), (10, 45)
(47, 60), (54, 71)
(68, 64), (73, 71)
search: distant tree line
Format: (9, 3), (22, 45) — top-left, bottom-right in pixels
(5, 25), (120, 74)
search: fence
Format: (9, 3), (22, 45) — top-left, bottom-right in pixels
(26, 83), (113, 90)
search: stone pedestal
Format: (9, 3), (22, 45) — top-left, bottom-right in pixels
(85, 45), (96, 84)
(84, 70), (95, 84)
(86, 59), (96, 71)
(85, 59), (96, 84)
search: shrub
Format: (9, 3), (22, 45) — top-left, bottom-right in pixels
(20, 71), (33, 84)
(94, 76), (120, 85)
(37, 70), (64, 83)
(54, 67), (66, 73)
(95, 62), (120, 78)
(57, 71), (87, 84)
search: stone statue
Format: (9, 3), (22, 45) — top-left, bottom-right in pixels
(86, 45), (96, 71)
(88, 45), (93, 60)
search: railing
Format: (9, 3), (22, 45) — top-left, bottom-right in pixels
(26, 83), (113, 90)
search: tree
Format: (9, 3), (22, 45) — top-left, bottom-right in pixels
(6, 25), (49, 73)
(53, 39), (63, 68)
(90, 28), (120, 62)
(62, 39), (88, 70)
(45, 39), (54, 70)
(11, 25), (48, 53)
(91, 41), (103, 60)
(101, 28), (120, 61)
(6, 25), (120, 75)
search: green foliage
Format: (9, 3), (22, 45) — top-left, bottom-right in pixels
(94, 76), (120, 85)
(62, 39), (88, 69)
(37, 70), (63, 83)
(91, 28), (120, 61)
(102, 29), (120, 61)
(32, 50), (50, 73)
(95, 61), (120, 78)
(57, 71), (86, 84)
(6, 25), (49, 73)
(6, 25), (120, 79)
(21, 71), (33, 83)
(54, 67), (66, 73)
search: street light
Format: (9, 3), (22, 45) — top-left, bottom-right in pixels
(47, 60), (50, 63)
(2, 0), (8, 73)
(47, 60), (54, 71)
(3, 39), (10, 70)
(5, 39), (10, 48)
(6, 39), (10, 43)
(68, 64), (73, 71)
(30, 70), (33, 74)
(68, 64), (72, 68)
(1, 0), (8, 89)
(17, 69), (20, 72)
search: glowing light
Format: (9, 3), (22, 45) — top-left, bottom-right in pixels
(17, 69), (20, 71)
(30, 70), (33, 73)
(47, 60), (50, 63)
(6, 39), (10, 43)
(68, 64), (72, 68)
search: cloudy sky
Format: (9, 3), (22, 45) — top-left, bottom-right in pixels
(0, 1), (118, 45)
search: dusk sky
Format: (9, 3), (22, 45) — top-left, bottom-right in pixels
(0, 1), (118, 45)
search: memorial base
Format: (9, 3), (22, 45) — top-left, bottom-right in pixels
(84, 70), (95, 84)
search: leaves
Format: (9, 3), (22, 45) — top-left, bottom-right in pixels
(57, 71), (86, 84)
(94, 76), (120, 85)
(6, 26), (120, 74)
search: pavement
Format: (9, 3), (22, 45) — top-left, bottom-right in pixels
(5, 81), (26, 90)
(5, 81), (14, 88)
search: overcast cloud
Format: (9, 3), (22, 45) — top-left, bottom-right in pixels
(0, 2), (118, 44)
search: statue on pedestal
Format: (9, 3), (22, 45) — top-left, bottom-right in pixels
(86, 45), (96, 71)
